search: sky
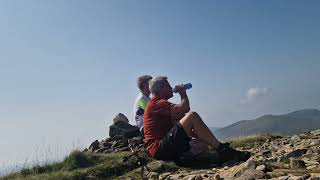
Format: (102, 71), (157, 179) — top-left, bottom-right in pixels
(1, 0), (320, 174)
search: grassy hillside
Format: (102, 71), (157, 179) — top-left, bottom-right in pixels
(0, 151), (153, 180)
(1, 134), (284, 180)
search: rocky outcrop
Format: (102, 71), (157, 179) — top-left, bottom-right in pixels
(139, 129), (320, 180)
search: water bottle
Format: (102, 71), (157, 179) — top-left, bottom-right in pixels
(172, 83), (192, 93)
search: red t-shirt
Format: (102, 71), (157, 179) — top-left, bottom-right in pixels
(143, 97), (176, 157)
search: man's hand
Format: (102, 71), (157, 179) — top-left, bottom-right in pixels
(174, 84), (187, 97)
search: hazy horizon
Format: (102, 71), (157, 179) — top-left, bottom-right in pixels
(1, 0), (320, 175)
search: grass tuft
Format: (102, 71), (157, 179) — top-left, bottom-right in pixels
(228, 134), (282, 149)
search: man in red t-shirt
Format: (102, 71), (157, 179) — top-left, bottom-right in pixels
(144, 76), (250, 162)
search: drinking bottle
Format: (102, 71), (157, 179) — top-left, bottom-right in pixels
(172, 83), (192, 93)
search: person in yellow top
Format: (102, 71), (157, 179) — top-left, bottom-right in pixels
(133, 75), (152, 137)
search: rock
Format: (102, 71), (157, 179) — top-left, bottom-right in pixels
(212, 168), (217, 171)
(88, 140), (99, 152)
(114, 147), (130, 152)
(214, 174), (222, 180)
(267, 170), (287, 178)
(111, 139), (128, 149)
(286, 149), (307, 158)
(159, 172), (171, 180)
(109, 113), (141, 138)
(311, 129), (320, 136)
(147, 160), (166, 172)
(256, 164), (266, 171)
(310, 173), (320, 179)
(307, 165), (318, 170)
(278, 176), (290, 180)
(100, 141), (113, 148)
(237, 169), (265, 180)
(183, 175), (196, 180)
(306, 149), (313, 155)
(245, 159), (258, 169)
(147, 172), (159, 179)
(219, 162), (247, 178)
(109, 120), (140, 138)
(96, 147), (113, 153)
(194, 175), (203, 180)
(310, 139), (320, 146)
(287, 176), (304, 180)
(128, 137), (143, 148)
(290, 158), (306, 169)
(105, 135), (126, 142)
(291, 135), (301, 141)
(113, 113), (129, 124)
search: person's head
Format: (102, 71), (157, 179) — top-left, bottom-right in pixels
(149, 76), (173, 100)
(137, 75), (152, 96)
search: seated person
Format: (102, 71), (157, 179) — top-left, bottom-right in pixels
(143, 76), (250, 162)
(134, 75), (152, 137)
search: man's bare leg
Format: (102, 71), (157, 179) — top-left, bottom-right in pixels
(179, 111), (220, 148)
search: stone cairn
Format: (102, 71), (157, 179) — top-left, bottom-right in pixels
(84, 113), (144, 153)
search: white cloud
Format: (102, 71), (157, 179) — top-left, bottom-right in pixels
(241, 86), (269, 104)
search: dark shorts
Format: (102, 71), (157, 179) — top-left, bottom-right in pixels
(155, 122), (191, 160)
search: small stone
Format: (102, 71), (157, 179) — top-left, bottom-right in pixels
(147, 172), (159, 179)
(183, 175), (195, 180)
(311, 129), (320, 136)
(194, 175), (203, 180)
(287, 176), (304, 180)
(147, 160), (166, 172)
(291, 135), (301, 141)
(307, 165), (318, 170)
(239, 169), (265, 179)
(245, 159), (258, 169)
(278, 176), (290, 180)
(256, 164), (266, 171)
(159, 172), (171, 180)
(214, 174), (222, 180)
(310, 173), (320, 179)
(211, 168), (217, 171)
(290, 158), (306, 169)
(306, 149), (313, 155)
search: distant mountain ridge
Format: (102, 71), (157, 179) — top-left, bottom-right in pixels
(213, 109), (320, 140)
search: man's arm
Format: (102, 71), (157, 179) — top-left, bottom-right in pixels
(171, 85), (190, 117)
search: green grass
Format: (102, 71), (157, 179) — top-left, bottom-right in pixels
(2, 134), (285, 180)
(228, 134), (282, 149)
(1, 150), (153, 180)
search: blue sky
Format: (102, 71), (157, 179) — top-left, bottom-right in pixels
(1, 0), (320, 173)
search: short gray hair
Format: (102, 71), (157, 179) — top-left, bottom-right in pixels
(149, 76), (168, 95)
(137, 75), (152, 90)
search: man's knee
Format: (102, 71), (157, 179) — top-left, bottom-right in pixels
(186, 111), (199, 119)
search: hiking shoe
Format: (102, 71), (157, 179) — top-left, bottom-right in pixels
(217, 142), (231, 151)
(218, 147), (251, 163)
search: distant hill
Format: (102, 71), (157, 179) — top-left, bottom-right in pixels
(213, 109), (320, 140)
(209, 127), (221, 132)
